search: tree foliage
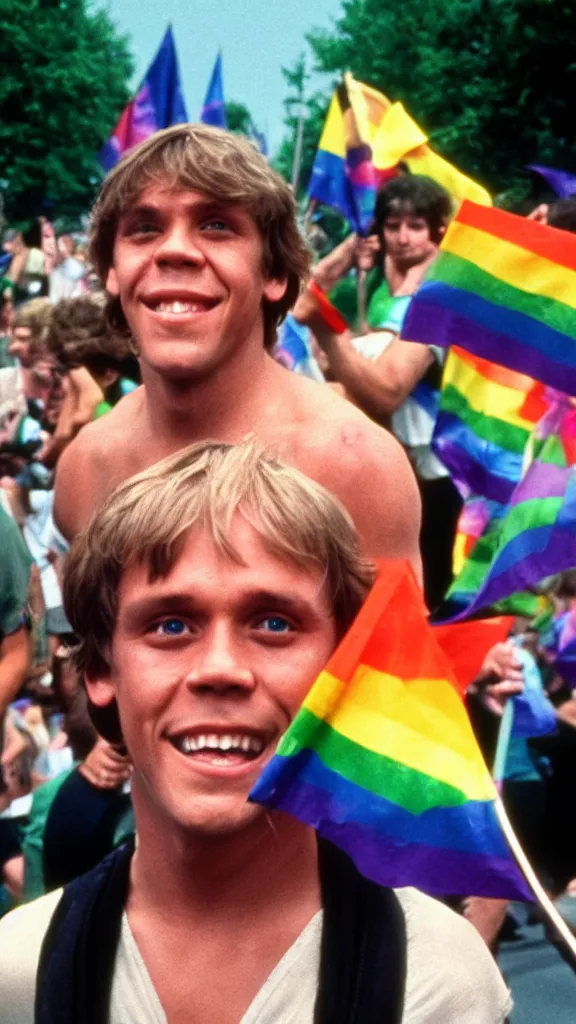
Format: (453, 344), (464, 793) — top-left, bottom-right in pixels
(280, 0), (576, 206)
(0, 0), (133, 221)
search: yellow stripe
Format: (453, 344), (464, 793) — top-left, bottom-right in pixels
(445, 220), (576, 310)
(443, 350), (536, 430)
(303, 667), (495, 801)
(318, 91), (346, 159)
(405, 149), (492, 206)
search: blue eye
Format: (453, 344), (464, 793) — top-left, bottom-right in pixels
(259, 616), (292, 634)
(156, 618), (188, 636)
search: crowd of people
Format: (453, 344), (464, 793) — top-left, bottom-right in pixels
(0, 122), (575, 1020)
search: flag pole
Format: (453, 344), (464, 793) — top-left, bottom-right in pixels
(493, 705), (576, 965)
(291, 56), (306, 193)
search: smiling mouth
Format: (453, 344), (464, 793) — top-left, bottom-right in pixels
(144, 298), (219, 315)
(169, 731), (268, 768)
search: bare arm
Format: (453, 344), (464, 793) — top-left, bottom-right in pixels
(0, 628), (32, 717)
(53, 433), (101, 543)
(319, 331), (434, 423)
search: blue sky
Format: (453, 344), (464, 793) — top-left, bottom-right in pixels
(104, 0), (342, 153)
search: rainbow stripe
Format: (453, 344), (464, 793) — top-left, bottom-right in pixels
(251, 562), (530, 899)
(403, 201), (576, 395)
(433, 347), (548, 505)
(309, 75), (490, 233)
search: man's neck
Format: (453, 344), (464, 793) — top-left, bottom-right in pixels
(384, 250), (438, 296)
(140, 341), (280, 451)
(128, 811), (320, 928)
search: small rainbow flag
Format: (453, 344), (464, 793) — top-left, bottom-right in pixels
(251, 562), (530, 899)
(402, 201), (576, 396)
(308, 74), (490, 234)
(433, 347), (548, 506)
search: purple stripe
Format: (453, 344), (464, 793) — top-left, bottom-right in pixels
(513, 461), (571, 502)
(268, 777), (531, 899)
(404, 300), (576, 396)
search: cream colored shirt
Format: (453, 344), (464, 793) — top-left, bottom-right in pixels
(0, 886), (512, 1023)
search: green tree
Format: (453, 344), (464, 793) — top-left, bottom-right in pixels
(224, 101), (254, 136)
(0, 0), (133, 221)
(280, 0), (576, 206)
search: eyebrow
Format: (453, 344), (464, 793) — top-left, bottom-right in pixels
(120, 588), (327, 629)
(119, 197), (239, 222)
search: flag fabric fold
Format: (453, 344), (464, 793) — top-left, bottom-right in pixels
(528, 164), (576, 200)
(100, 25), (188, 171)
(200, 53), (227, 128)
(251, 562), (530, 900)
(308, 74), (490, 234)
(442, 399), (576, 620)
(402, 201), (576, 396)
(433, 346), (547, 505)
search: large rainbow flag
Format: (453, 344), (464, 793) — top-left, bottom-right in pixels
(308, 74), (490, 234)
(251, 562), (530, 899)
(402, 201), (576, 396)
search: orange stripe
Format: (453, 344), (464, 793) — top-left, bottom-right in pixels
(450, 345), (538, 392)
(456, 200), (576, 274)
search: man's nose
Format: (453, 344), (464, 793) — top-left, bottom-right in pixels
(154, 225), (206, 268)
(397, 224), (411, 244)
(184, 626), (256, 696)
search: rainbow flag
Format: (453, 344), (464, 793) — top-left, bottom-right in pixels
(100, 26), (188, 171)
(308, 74), (490, 234)
(444, 400), (576, 620)
(251, 562), (530, 899)
(433, 347), (548, 505)
(402, 201), (576, 396)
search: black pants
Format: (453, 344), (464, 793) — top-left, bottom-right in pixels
(418, 475), (462, 613)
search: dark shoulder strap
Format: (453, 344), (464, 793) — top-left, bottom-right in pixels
(315, 839), (406, 1024)
(35, 837), (135, 1024)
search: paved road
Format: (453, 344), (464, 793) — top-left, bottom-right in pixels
(499, 901), (576, 1022)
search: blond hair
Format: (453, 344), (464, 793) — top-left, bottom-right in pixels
(13, 297), (53, 355)
(64, 439), (375, 680)
(89, 124), (311, 348)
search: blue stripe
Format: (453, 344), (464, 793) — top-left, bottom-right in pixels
(251, 748), (508, 859)
(416, 282), (576, 371)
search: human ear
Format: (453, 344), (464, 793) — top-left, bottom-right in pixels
(263, 276), (288, 303)
(84, 670), (117, 710)
(106, 267), (120, 296)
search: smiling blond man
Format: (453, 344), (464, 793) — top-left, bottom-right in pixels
(52, 124), (420, 576)
(1, 440), (511, 1023)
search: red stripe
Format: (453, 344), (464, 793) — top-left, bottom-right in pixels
(456, 200), (576, 273)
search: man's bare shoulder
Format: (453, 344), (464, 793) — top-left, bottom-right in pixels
(54, 390), (144, 541)
(0, 889), (62, 1024)
(277, 375), (422, 566)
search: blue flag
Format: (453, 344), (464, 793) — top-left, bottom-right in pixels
(100, 25), (188, 171)
(200, 53), (227, 128)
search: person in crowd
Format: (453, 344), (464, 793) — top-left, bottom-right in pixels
(49, 234), (87, 303)
(0, 439), (512, 1022)
(51, 124), (421, 581)
(293, 176), (461, 610)
(4, 221), (49, 308)
(0, 298), (54, 432)
(0, 504), (33, 785)
(41, 294), (139, 467)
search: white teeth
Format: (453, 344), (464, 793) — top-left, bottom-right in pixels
(176, 733), (265, 756)
(155, 300), (209, 314)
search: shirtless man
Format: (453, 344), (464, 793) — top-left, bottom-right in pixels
(53, 124), (420, 567)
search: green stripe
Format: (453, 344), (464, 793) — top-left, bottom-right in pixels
(428, 251), (576, 337)
(499, 495), (563, 539)
(440, 384), (531, 454)
(280, 707), (470, 814)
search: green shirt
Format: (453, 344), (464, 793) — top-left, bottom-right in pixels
(0, 507), (33, 640)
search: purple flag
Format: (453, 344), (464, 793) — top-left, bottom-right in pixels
(200, 53), (227, 129)
(528, 164), (576, 200)
(100, 25), (188, 171)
